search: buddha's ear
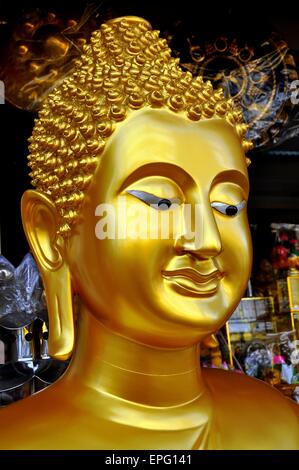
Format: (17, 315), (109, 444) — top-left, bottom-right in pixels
(202, 334), (219, 348)
(21, 190), (74, 360)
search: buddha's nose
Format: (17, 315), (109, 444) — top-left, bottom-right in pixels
(175, 200), (222, 259)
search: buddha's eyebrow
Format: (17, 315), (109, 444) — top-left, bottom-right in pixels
(118, 163), (249, 196)
(117, 162), (192, 193)
(211, 170), (249, 196)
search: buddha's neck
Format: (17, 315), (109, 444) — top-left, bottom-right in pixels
(67, 304), (208, 408)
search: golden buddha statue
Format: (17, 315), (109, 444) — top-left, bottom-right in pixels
(0, 16), (298, 450)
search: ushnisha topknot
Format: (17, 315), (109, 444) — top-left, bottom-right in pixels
(27, 16), (253, 236)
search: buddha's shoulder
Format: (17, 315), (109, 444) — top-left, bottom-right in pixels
(0, 383), (107, 449)
(203, 367), (299, 415)
(203, 368), (299, 449)
(202, 366), (298, 411)
(0, 382), (146, 449)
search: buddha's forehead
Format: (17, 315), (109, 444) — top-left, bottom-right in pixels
(97, 108), (248, 189)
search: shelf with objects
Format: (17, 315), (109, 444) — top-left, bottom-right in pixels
(206, 223), (299, 404)
(0, 253), (69, 406)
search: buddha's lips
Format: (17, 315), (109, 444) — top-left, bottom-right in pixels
(161, 267), (223, 285)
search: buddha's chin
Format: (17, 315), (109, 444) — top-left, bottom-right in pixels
(156, 297), (224, 330)
(155, 280), (238, 329)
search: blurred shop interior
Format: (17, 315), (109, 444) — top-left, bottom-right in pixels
(1, 0), (299, 404)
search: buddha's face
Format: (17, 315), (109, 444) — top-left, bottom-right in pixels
(67, 108), (251, 347)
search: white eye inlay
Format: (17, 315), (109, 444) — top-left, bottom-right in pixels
(211, 200), (246, 216)
(126, 190), (181, 211)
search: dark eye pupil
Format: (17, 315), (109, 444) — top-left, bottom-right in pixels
(225, 205), (238, 216)
(158, 198), (171, 209)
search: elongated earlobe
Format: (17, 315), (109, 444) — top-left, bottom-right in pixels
(21, 190), (74, 360)
(202, 334), (219, 349)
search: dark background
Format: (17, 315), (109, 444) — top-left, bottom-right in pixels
(1, 0), (299, 267)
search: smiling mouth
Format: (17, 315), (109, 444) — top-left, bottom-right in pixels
(161, 267), (223, 297)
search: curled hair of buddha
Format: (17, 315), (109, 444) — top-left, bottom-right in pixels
(27, 16), (253, 236)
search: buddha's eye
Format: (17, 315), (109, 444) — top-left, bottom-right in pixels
(126, 190), (181, 211)
(211, 200), (246, 216)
